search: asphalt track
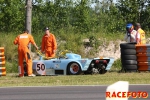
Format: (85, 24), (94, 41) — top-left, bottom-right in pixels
(0, 85), (150, 100)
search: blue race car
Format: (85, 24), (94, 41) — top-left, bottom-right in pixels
(27, 50), (115, 76)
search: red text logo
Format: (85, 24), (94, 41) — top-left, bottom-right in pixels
(106, 91), (148, 99)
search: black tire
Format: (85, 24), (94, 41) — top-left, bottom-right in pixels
(120, 43), (136, 49)
(67, 62), (81, 75)
(23, 62), (28, 76)
(121, 49), (136, 55)
(100, 70), (107, 74)
(121, 55), (137, 60)
(121, 60), (137, 65)
(99, 64), (107, 74)
(122, 65), (138, 70)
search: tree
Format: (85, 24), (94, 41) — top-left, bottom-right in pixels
(25, 0), (32, 34)
(0, 0), (25, 32)
(72, 0), (91, 33)
(116, 0), (148, 23)
(25, 0), (32, 50)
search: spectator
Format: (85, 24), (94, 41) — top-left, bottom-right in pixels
(124, 23), (140, 44)
(135, 23), (146, 44)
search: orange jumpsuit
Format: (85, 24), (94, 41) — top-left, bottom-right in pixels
(41, 33), (57, 58)
(14, 33), (36, 77)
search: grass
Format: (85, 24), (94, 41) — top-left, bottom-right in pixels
(1, 31), (150, 87)
(1, 58), (150, 87)
(0, 31), (124, 73)
(0, 72), (150, 87)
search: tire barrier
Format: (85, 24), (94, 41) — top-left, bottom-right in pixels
(120, 43), (137, 72)
(0, 47), (6, 76)
(136, 44), (150, 71)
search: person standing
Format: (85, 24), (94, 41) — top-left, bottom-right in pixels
(14, 29), (38, 77)
(41, 27), (57, 58)
(124, 23), (140, 44)
(135, 23), (146, 44)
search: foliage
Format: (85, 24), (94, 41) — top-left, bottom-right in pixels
(116, 0), (150, 30)
(111, 58), (122, 71)
(0, 0), (25, 32)
(0, 0), (150, 33)
(0, 0), (150, 73)
(0, 31), (124, 73)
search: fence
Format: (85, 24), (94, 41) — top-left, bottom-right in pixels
(0, 47), (6, 76)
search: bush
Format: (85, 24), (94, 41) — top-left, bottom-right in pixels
(111, 58), (122, 71)
(0, 31), (124, 73)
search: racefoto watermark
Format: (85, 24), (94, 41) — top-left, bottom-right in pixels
(106, 91), (149, 99)
(106, 81), (149, 100)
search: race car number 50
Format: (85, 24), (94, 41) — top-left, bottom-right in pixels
(36, 62), (46, 75)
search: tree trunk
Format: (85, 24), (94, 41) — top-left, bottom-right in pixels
(25, 0), (32, 50)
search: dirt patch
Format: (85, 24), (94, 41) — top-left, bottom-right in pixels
(83, 39), (127, 61)
(97, 40), (126, 60)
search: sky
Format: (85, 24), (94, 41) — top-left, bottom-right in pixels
(91, 0), (117, 8)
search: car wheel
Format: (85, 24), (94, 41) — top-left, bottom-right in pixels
(99, 69), (107, 74)
(23, 62), (28, 76)
(98, 64), (107, 74)
(67, 62), (81, 75)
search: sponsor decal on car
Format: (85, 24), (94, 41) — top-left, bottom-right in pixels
(53, 60), (61, 63)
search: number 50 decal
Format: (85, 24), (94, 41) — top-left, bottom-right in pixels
(36, 62), (46, 75)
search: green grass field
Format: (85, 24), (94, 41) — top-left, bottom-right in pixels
(1, 72), (150, 87)
(1, 31), (150, 87)
(0, 31), (124, 73)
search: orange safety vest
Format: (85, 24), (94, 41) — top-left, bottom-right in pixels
(138, 28), (146, 44)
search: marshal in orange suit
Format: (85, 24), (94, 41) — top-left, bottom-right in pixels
(14, 29), (38, 77)
(41, 27), (57, 58)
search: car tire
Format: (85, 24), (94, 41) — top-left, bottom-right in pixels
(100, 69), (107, 74)
(23, 62), (28, 76)
(99, 64), (107, 74)
(121, 60), (137, 65)
(121, 55), (137, 60)
(67, 62), (81, 75)
(120, 43), (136, 49)
(120, 49), (136, 55)
(122, 65), (138, 70)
